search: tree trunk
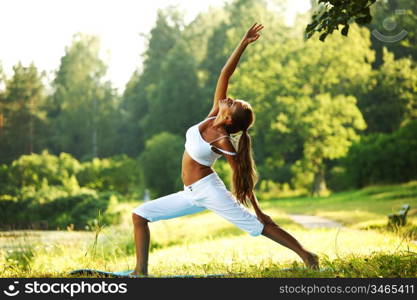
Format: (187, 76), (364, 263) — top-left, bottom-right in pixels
(311, 165), (327, 197)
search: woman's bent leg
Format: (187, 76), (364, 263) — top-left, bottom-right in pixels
(132, 213), (150, 275)
(130, 190), (206, 276)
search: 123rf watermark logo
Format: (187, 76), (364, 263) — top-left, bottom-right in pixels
(3, 281), (127, 297)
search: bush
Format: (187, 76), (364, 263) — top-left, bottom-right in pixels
(256, 179), (305, 200)
(6, 150), (81, 189)
(0, 189), (121, 230)
(341, 120), (417, 188)
(327, 166), (354, 192)
(77, 154), (141, 195)
(0, 151), (137, 230)
(139, 132), (184, 198)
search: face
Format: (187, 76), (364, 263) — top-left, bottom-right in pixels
(219, 98), (239, 121)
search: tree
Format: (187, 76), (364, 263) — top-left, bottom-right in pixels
(142, 39), (204, 138)
(342, 120), (417, 187)
(121, 7), (183, 156)
(274, 94), (366, 196)
(0, 63), (45, 164)
(359, 48), (417, 133)
(47, 33), (119, 160)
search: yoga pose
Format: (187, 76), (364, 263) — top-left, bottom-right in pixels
(131, 23), (319, 276)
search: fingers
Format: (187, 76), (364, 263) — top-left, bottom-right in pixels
(250, 23), (264, 32)
(245, 23), (264, 44)
(255, 24), (264, 32)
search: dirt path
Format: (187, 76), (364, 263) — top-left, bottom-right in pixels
(288, 214), (342, 228)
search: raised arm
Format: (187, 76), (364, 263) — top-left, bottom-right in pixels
(207, 23), (264, 118)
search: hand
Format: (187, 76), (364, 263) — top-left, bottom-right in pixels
(242, 22), (264, 45)
(256, 211), (274, 225)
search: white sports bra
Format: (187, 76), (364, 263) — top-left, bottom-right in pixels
(185, 116), (237, 167)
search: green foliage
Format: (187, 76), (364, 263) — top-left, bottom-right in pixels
(342, 120), (417, 187)
(212, 159), (232, 189)
(0, 62), (46, 164)
(77, 154), (141, 195)
(272, 93), (366, 193)
(305, 0), (377, 41)
(0, 191), (121, 230)
(0, 152), (138, 229)
(141, 38), (204, 138)
(47, 33), (121, 160)
(139, 132), (184, 198)
(359, 48), (417, 134)
(230, 21), (374, 193)
(6, 150), (81, 190)
(327, 166), (353, 192)
(121, 8), (183, 156)
(369, 0), (417, 64)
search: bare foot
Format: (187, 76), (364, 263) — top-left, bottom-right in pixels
(128, 270), (148, 277)
(303, 251), (319, 270)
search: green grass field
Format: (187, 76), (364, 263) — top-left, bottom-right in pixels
(1, 181), (416, 278)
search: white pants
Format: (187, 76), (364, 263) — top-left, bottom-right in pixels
(132, 172), (264, 236)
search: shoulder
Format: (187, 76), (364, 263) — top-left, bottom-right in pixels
(212, 135), (237, 154)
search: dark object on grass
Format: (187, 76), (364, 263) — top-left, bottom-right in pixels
(388, 204), (410, 227)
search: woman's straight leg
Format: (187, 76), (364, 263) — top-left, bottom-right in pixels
(261, 222), (319, 269)
(196, 172), (319, 269)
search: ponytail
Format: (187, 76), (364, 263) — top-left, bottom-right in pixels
(231, 129), (258, 207)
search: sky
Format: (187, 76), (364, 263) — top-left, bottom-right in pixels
(0, 0), (310, 92)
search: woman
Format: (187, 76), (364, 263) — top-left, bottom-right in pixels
(131, 23), (319, 276)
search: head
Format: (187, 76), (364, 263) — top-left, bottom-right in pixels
(217, 98), (258, 207)
(216, 98), (255, 134)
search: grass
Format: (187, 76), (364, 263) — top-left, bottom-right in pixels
(0, 181), (416, 278)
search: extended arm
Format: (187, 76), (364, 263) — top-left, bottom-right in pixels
(208, 23), (264, 117)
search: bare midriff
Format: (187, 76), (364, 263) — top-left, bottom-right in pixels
(181, 150), (214, 186)
(182, 118), (226, 186)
